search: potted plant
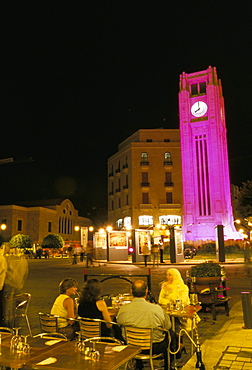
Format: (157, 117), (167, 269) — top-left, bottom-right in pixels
(190, 261), (222, 278)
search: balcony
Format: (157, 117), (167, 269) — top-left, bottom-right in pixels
(115, 168), (121, 176)
(164, 161), (173, 168)
(109, 191), (114, 196)
(123, 184), (129, 193)
(159, 203), (181, 210)
(108, 172), (114, 180)
(140, 161), (149, 169)
(122, 164), (129, 173)
(164, 182), (174, 190)
(141, 182), (150, 190)
(139, 203), (153, 210)
(115, 188), (121, 196)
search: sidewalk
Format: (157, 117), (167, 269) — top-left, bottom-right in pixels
(184, 300), (252, 370)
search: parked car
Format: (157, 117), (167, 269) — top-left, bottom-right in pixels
(184, 248), (194, 259)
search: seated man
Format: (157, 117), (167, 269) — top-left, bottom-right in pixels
(117, 280), (171, 370)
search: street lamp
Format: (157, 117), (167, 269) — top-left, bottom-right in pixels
(0, 223), (7, 231)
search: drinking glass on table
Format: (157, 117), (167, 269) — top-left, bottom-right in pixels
(22, 335), (30, 354)
(75, 331), (83, 351)
(11, 327), (22, 351)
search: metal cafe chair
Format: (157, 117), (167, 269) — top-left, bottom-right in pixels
(124, 326), (170, 370)
(83, 336), (123, 345)
(78, 317), (124, 343)
(0, 327), (13, 334)
(38, 312), (60, 333)
(33, 332), (68, 340)
(12, 293), (32, 337)
(78, 317), (102, 339)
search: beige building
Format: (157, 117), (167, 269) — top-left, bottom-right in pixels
(0, 198), (92, 247)
(107, 129), (182, 238)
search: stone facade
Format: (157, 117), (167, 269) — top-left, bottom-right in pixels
(0, 199), (92, 246)
(107, 128), (182, 238)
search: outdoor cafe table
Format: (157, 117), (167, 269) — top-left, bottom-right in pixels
(160, 304), (202, 354)
(23, 340), (141, 370)
(0, 333), (67, 370)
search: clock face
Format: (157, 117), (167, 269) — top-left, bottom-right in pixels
(191, 101), (208, 117)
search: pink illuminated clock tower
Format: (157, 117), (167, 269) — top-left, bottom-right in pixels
(179, 66), (240, 241)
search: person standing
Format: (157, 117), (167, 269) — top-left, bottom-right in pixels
(86, 243), (94, 267)
(80, 245), (85, 262)
(151, 244), (159, 267)
(158, 239), (164, 263)
(117, 280), (171, 370)
(142, 242), (150, 267)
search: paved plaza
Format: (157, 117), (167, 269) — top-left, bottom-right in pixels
(11, 258), (252, 369)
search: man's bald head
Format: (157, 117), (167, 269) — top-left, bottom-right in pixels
(132, 280), (148, 297)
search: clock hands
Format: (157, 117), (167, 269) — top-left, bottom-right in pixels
(194, 102), (201, 113)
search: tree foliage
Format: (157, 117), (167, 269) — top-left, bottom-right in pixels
(41, 233), (64, 249)
(9, 234), (32, 249)
(237, 180), (252, 218)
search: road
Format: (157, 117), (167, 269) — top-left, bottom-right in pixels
(15, 258), (252, 336)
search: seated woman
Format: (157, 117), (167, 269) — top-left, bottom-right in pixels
(159, 268), (200, 335)
(51, 278), (79, 340)
(78, 279), (124, 341)
(158, 268), (190, 307)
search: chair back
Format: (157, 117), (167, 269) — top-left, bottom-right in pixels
(0, 327), (13, 334)
(125, 326), (153, 351)
(83, 336), (123, 345)
(34, 332), (68, 340)
(38, 313), (59, 333)
(79, 318), (101, 339)
(14, 293), (31, 314)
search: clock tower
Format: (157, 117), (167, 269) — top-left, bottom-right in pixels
(179, 66), (240, 241)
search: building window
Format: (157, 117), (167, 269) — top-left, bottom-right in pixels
(165, 172), (173, 186)
(115, 161), (121, 174)
(191, 82), (206, 96)
(141, 172), (149, 187)
(126, 194), (129, 205)
(199, 81), (206, 94)
(111, 200), (114, 210)
(146, 139), (152, 142)
(117, 219), (123, 228)
(124, 216), (131, 228)
(139, 215), (153, 226)
(48, 222), (52, 232)
(191, 84), (198, 95)
(164, 152), (172, 165)
(118, 198), (121, 208)
(164, 139), (170, 142)
(159, 215), (181, 225)
(142, 192), (149, 204)
(109, 165), (114, 177)
(17, 219), (22, 232)
(166, 192), (173, 204)
(141, 152), (149, 165)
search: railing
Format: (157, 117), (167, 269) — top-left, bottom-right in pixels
(141, 182), (150, 187)
(164, 182), (174, 187)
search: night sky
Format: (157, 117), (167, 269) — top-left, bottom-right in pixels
(1, 1), (252, 218)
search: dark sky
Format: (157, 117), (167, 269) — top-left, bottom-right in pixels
(1, 1), (252, 217)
